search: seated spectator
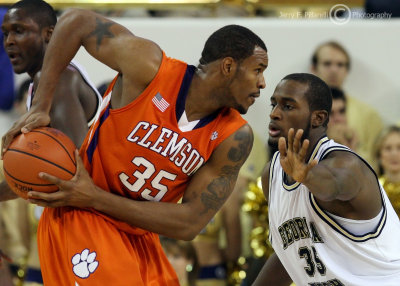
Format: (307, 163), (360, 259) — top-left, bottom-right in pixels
(327, 87), (358, 151)
(311, 41), (383, 169)
(375, 125), (400, 217)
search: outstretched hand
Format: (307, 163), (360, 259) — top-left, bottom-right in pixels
(27, 150), (99, 209)
(1, 106), (51, 158)
(278, 128), (317, 183)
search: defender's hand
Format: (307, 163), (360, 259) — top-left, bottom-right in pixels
(278, 128), (317, 183)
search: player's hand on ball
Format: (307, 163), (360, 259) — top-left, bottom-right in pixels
(27, 150), (99, 208)
(1, 106), (51, 158)
(279, 128), (317, 183)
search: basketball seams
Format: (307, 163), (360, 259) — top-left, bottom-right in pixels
(6, 148), (75, 176)
(3, 127), (77, 199)
(3, 167), (56, 186)
(31, 129), (76, 165)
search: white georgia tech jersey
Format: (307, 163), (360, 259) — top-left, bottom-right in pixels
(268, 136), (400, 286)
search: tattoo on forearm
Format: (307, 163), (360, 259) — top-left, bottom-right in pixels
(227, 130), (253, 162)
(200, 165), (241, 214)
(87, 17), (115, 51)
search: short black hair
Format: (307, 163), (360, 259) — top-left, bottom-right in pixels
(311, 41), (351, 70)
(330, 87), (346, 102)
(282, 73), (332, 127)
(10, 0), (57, 29)
(199, 25), (267, 65)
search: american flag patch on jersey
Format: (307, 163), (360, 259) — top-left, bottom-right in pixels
(152, 92), (170, 112)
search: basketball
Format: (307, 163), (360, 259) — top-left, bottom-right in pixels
(3, 127), (77, 199)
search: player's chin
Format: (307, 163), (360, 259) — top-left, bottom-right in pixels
(234, 104), (248, 115)
(268, 136), (279, 147)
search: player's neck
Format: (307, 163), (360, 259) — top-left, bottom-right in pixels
(185, 73), (223, 121)
(305, 129), (327, 160)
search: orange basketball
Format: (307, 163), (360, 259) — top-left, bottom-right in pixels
(3, 127), (77, 199)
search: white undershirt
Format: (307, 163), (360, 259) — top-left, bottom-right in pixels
(177, 111), (199, 132)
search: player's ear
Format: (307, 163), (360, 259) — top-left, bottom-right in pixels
(221, 57), (236, 76)
(44, 26), (54, 43)
(311, 110), (328, 128)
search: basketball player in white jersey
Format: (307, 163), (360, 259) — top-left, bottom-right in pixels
(0, 0), (101, 281)
(253, 73), (400, 286)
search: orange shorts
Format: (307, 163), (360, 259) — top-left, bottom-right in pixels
(37, 207), (179, 285)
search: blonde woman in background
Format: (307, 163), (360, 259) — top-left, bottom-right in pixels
(375, 125), (400, 217)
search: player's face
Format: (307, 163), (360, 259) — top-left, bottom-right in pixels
(313, 46), (348, 88)
(380, 132), (400, 175)
(2, 8), (47, 77)
(268, 80), (312, 148)
(328, 98), (347, 127)
(228, 46), (268, 114)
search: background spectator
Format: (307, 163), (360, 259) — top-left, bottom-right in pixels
(327, 87), (358, 151)
(375, 125), (400, 217)
(311, 41), (383, 169)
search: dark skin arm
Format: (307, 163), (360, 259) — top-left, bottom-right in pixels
(35, 68), (89, 148)
(0, 46), (91, 203)
(27, 125), (254, 241)
(0, 181), (18, 201)
(2, 8), (161, 155)
(221, 174), (244, 262)
(252, 253), (292, 286)
(279, 128), (381, 220)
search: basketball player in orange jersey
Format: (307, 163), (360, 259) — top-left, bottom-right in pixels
(0, 0), (101, 282)
(1, 8), (268, 286)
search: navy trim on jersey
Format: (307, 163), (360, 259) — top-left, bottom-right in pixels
(269, 151), (279, 209)
(309, 146), (387, 242)
(86, 106), (110, 163)
(175, 65), (220, 130)
(309, 192), (387, 242)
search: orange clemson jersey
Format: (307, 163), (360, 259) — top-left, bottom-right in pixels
(38, 53), (247, 285)
(79, 53), (246, 233)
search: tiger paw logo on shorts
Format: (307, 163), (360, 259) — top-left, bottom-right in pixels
(71, 248), (99, 278)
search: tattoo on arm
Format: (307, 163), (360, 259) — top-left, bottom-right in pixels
(87, 17), (115, 51)
(200, 130), (252, 214)
(200, 165), (241, 214)
(228, 129), (253, 162)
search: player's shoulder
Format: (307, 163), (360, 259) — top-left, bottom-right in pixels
(214, 123), (253, 164)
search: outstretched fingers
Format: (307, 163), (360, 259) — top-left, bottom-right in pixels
(293, 129), (303, 153)
(298, 138), (309, 161)
(278, 136), (287, 157)
(287, 128), (294, 152)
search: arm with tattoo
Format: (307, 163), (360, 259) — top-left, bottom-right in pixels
(2, 8), (162, 153)
(30, 124), (254, 241)
(91, 125), (253, 240)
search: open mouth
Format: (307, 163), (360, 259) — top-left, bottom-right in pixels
(7, 51), (21, 64)
(268, 124), (281, 137)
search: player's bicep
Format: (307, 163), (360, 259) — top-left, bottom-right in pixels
(181, 125), (253, 228)
(318, 151), (364, 201)
(62, 9), (162, 85)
